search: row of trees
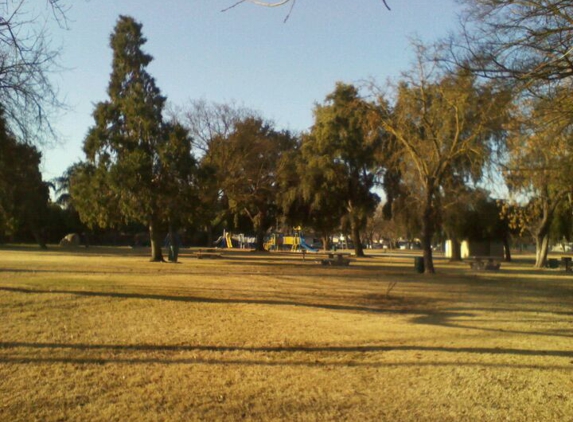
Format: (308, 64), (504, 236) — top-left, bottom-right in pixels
(2, 2), (573, 273)
(235, 0), (573, 271)
(62, 15), (520, 271)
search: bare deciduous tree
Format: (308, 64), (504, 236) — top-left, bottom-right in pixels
(456, 0), (573, 87)
(453, 0), (573, 267)
(377, 47), (510, 273)
(0, 0), (67, 144)
(501, 92), (573, 268)
(168, 99), (258, 156)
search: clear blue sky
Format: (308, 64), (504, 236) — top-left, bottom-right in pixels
(41, 0), (461, 180)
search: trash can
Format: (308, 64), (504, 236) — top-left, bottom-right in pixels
(547, 258), (559, 269)
(414, 257), (425, 273)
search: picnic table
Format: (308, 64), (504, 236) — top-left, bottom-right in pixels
(467, 256), (501, 271)
(194, 249), (223, 259)
(319, 252), (352, 266)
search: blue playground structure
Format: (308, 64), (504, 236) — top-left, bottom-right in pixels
(299, 238), (318, 252)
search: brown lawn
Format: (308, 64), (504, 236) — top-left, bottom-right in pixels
(0, 246), (572, 421)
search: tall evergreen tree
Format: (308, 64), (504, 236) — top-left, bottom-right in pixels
(72, 16), (195, 261)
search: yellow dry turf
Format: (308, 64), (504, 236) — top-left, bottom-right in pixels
(0, 246), (572, 421)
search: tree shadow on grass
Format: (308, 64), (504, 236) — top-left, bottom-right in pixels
(1, 341), (572, 369)
(0, 262), (425, 281)
(0, 286), (430, 316)
(417, 271), (573, 304)
(2, 286), (571, 340)
(410, 310), (573, 339)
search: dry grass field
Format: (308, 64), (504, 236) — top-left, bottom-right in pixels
(0, 246), (572, 421)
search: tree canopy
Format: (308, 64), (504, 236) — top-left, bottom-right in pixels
(301, 83), (382, 257)
(378, 56), (509, 272)
(500, 92), (573, 267)
(203, 117), (296, 250)
(0, 108), (49, 247)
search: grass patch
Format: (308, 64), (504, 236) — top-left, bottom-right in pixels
(1, 247), (572, 421)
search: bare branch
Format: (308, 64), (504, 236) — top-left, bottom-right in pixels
(223, 0), (391, 21)
(221, 0), (248, 13)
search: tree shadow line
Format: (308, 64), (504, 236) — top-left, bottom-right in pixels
(411, 310), (573, 339)
(3, 340), (573, 357)
(1, 341), (572, 369)
(0, 263), (414, 280)
(3, 285), (571, 340)
(0, 286), (422, 316)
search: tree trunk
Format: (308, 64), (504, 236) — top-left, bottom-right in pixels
(449, 236), (462, 261)
(534, 231), (550, 268)
(254, 230), (265, 251)
(321, 234), (331, 251)
(531, 192), (568, 268)
(421, 187), (436, 274)
(533, 203), (553, 268)
(149, 219), (164, 262)
(247, 209), (267, 251)
(206, 223), (214, 247)
(32, 229), (48, 250)
(503, 236), (512, 262)
(351, 220), (365, 257)
(422, 226), (435, 274)
(253, 214), (266, 251)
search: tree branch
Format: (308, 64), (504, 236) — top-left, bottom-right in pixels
(223, 0), (391, 21)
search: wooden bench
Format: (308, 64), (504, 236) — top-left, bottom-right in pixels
(467, 256), (501, 271)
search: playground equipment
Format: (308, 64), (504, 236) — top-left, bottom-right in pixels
(264, 233), (278, 251)
(214, 230), (235, 248)
(214, 231), (256, 249)
(299, 237), (318, 252)
(263, 230), (319, 253)
(293, 229), (319, 253)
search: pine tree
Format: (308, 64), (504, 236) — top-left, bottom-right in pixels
(72, 16), (195, 261)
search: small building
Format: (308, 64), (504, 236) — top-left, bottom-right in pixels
(445, 240), (504, 259)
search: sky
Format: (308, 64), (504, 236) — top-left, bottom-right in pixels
(39, 0), (462, 181)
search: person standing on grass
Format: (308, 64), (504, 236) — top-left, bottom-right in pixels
(165, 231), (181, 263)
